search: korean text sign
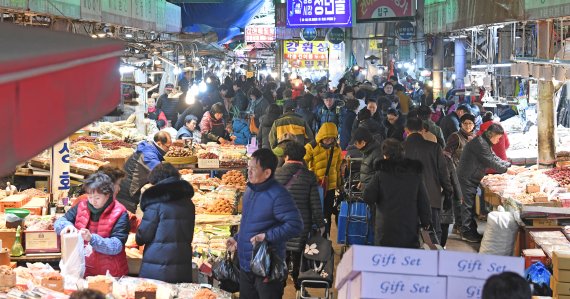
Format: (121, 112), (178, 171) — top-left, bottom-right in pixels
(245, 26), (276, 43)
(284, 40), (329, 61)
(287, 0), (352, 28)
(51, 138), (71, 193)
(357, 0), (416, 22)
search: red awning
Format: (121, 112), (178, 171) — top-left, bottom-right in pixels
(0, 23), (124, 177)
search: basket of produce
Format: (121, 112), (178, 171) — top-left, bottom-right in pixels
(165, 146), (196, 164)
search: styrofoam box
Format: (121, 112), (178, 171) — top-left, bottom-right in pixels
(335, 245), (439, 289)
(438, 250), (524, 280)
(446, 276), (486, 299)
(348, 272), (447, 299)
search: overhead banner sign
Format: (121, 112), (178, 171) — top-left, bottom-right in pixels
(165, 1), (181, 32)
(80, 0), (102, 21)
(286, 0), (352, 28)
(245, 26), (276, 43)
(356, 0), (416, 22)
(0, 0), (27, 10)
(290, 60), (329, 68)
(284, 40), (329, 61)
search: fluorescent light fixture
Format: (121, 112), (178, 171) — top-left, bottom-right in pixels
(471, 63), (512, 69)
(125, 33), (133, 38)
(445, 82), (452, 88)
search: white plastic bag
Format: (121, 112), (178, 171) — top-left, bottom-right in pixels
(479, 206), (519, 256)
(59, 233), (85, 278)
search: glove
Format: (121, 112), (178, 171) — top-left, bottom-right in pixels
(443, 194), (452, 210)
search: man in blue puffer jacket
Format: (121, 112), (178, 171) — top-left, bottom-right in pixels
(231, 118), (251, 145)
(226, 148), (303, 298)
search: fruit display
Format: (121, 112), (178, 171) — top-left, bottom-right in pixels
(101, 140), (133, 150)
(165, 146), (193, 157)
(20, 188), (47, 198)
(221, 170), (246, 189)
(545, 167), (570, 186)
(206, 198), (234, 215)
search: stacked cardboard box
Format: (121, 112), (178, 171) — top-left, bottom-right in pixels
(335, 245), (525, 299)
(552, 251), (570, 299)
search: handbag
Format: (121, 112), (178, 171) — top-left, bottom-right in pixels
(319, 147), (335, 195)
(249, 115), (259, 134)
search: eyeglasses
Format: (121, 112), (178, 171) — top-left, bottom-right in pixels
(462, 122), (475, 126)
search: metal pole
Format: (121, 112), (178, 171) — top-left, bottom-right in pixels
(416, 0), (425, 69)
(537, 20), (556, 168)
(432, 36), (444, 99)
(454, 38), (466, 89)
(345, 27), (353, 70)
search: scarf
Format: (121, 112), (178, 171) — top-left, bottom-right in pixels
(87, 197), (113, 222)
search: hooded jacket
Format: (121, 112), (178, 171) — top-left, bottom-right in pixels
(136, 178), (195, 283)
(274, 162), (325, 252)
(235, 178), (303, 272)
(117, 141), (165, 212)
(268, 112), (314, 149)
(439, 112), (461, 141)
(258, 111), (282, 149)
(364, 159), (432, 248)
(231, 118), (251, 145)
(304, 123), (342, 191)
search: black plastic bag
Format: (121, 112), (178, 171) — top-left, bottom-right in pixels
(269, 250), (288, 282)
(250, 241), (271, 277)
(212, 251), (240, 293)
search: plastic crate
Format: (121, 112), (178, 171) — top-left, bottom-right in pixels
(337, 201), (374, 245)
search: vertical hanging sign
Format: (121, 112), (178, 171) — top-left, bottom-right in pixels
(50, 139), (71, 194)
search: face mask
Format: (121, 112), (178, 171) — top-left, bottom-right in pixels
(321, 142), (333, 149)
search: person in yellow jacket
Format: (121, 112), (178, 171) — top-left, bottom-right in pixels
(304, 122), (342, 236)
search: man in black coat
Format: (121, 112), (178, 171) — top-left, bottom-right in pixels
(274, 141), (325, 290)
(439, 104), (471, 141)
(384, 108), (405, 141)
(403, 117), (453, 244)
(156, 83), (180, 126)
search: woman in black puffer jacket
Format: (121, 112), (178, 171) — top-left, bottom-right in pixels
(274, 141), (325, 290)
(136, 163), (195, 283)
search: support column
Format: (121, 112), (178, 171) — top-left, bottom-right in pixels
(416, 0), (425, 69)
(454, 38), (466, 89)
(345, 27), (353, 70)
(537, 20), (556, 168)
(432, 36), (444, 99)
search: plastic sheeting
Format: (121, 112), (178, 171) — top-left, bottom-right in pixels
(180, 0), (265, 44)
(0, 23), (123, 177)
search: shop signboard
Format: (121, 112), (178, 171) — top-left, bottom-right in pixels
(132, 0), (156, 30)
(327, 27), (344, 44)
(275, 3), (287, 27)
(525, 0), (570, 20)
(80, 0), (102, 21)
(0, 0), (27, 10)
(286, 0), (352, 28)
(356, 0), (416, 22)
(156, 0), (166, 32)
(29, 0), (80, 19)
(300, 28), (317, 41)
(102, 0), (132, 26)
(276, 27), (327, 40)
(284, 40), (329, 61)
(396, 21), (414, 40)
(50, 138), (71, 194)
(289, 60), (329, 68)
(165, 1), (181, 33)
(245, 25), (276, 43)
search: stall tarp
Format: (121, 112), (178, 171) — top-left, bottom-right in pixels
(0, 23), (124, 177)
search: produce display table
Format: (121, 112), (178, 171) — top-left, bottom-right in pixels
(11, 253), (61, 267)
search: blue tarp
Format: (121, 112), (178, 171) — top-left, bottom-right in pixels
(179, 0), (265, 44)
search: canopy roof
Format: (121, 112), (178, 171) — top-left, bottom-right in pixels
(0, 23), (124, 176)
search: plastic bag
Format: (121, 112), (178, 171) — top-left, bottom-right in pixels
(212, 252), (240, 293)
(479, 206), (519, 256)
(250, 241), (270, 277)
(59, 232), (85, 278)
(525, 262), (552, 296)
(269, 250), (287, 282)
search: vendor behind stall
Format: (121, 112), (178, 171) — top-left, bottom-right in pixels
(55, 172), (130, 277)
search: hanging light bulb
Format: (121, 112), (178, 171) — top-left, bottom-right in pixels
(206, 77), (212, 84)
(199, 81), (207, 93)
(173, 67), (182, 75)
(185, 91), (196, 105)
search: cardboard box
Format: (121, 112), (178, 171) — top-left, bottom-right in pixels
(347, 272), (447, 299)
(438, 250), (524, 280)
(338, 280), (350, 299)
(522, 249), (548, 269)
(555, 267), (570, 283)
(0, 194), (30, 212)
(335, 245), (439, 289)
(0, 273), (16, 288)
(0, 230), (16, 251)
(87, 277), (113, 294)
(554, 251), (570, 271)
(552, 277), (570, 296)
(527, 184), (541, 193)
(532, 219), (558, 226)
(198, 159), (219, 168)
(446, 276), (485, 299)
(24, 231), (60, 254)
(41, 277), (64, 292)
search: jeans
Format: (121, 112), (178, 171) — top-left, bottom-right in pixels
(239, 269), (284, 299)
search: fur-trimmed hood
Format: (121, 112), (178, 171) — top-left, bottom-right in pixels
(140, 177), (194, 211)
(377, 158), (423, 174)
